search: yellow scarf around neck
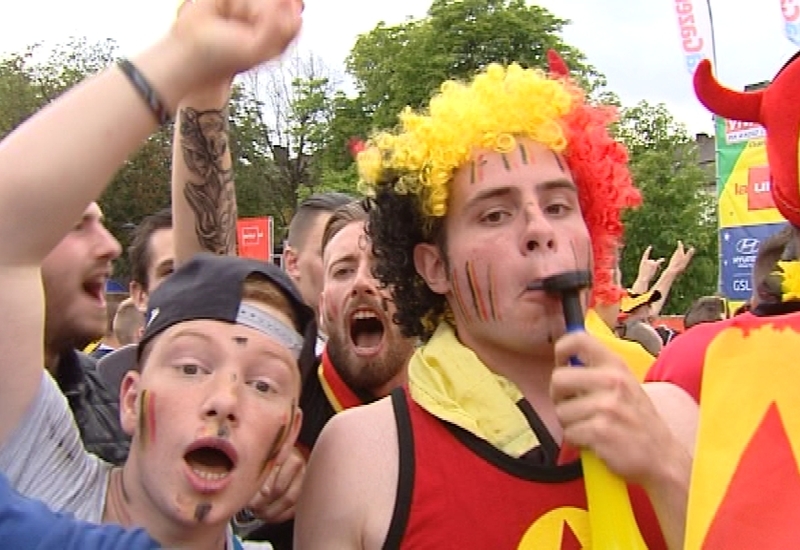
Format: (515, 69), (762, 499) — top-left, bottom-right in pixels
(408, 323), (539, 458)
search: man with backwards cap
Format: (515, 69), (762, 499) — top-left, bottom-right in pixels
(0, 0), (312, 548)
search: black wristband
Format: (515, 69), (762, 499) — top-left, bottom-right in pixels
(117, 58), (172, 126)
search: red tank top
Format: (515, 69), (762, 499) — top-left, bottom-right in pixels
(383, 389), (667, 549)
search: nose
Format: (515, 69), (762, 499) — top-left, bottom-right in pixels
(350, 261), (377, 298)
(95, 223), (122, 261)
(521, 204), (557, 255)
(202, 373), (240, 426)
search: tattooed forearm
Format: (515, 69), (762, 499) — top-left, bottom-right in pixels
(180, 106), (238, 255)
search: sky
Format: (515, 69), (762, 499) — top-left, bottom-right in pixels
(0, 0), (796, 137)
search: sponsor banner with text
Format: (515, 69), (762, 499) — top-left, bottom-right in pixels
(716, 116), (786, 300)
(236, 217), (273, 262)
(673, 0), (715, 74)
(781, 0), (800, 47)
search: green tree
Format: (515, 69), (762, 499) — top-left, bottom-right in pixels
(241, 51), (359, 237)
(322, 94), (371, 172)
(0, 50), (41, 137)
(616, 101), (718, 314)
(344, 0), (601, 132)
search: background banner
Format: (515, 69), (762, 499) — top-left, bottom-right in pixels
(674, 0), (716, 74)
(236, 216), (274, 262)
(781, 0), (800, 47)
(716, 115), (786, 301)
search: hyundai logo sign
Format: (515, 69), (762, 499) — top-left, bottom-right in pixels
(735, 238), (760, 255)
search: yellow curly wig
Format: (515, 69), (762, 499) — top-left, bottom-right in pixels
(358, 62), (641, 306)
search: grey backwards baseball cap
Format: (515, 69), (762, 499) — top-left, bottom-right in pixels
(98, 253), (317, 396)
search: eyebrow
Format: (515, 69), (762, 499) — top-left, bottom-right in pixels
(327, 254), (359, 273)
(167, 329), (214, 345)
(464, 178), (578, 209)
(253, 348), (294, 363)
(537, 178), (578, 193)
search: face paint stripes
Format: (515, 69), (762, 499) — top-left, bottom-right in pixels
(194, 502), (212, 522)
(147, 392), (156, 445)
(518, 142), (530, 165)
(138, 390), (149, 449)
(500, 153), (513, 171)
(470, 154), (488, 184)
(551, 151), (566, 173)
(450, 268), (472, 323)
(487, 264), (499, 321)
(569, 239), (592, 273)
(569, 239), (581, 271)
(465, 261), (489, 322)
(261, 401), (296, 474)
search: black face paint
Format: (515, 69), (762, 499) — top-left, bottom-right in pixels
(217, 424), (230, 439)
(233, 336), (248, 346)
(194, 502), (212, 522)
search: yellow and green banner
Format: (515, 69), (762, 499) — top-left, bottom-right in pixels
(716, 115), (786, 301)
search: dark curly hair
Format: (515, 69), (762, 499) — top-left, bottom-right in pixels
(367, 179), (448, 341)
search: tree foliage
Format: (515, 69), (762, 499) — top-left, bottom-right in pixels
(0, 39), (349, 278)
(240, 51), (360, 236)
(616, 101), (718, 314)
(344, 0), (602, 132)
(0, 12), (719, 299)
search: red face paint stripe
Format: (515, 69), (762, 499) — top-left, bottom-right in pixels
(487, 264), (498, 321)
(465, 261), (489, 322)
(451, 268), (472, 323)
(551, 151), (565, 173)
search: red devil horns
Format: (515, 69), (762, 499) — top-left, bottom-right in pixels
(693, 59), (764, 123)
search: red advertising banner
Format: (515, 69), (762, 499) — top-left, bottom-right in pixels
(746, 166), (775, 211)
(236, 217), (273, 261)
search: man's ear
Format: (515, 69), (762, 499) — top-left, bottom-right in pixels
(119, 371), (141, 437)
(129, 281), (149, 313)
(284, 246), (300, 281)
(413, 242), (450, 295)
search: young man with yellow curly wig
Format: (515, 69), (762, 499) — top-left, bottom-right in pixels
(296, 62), (698, 549)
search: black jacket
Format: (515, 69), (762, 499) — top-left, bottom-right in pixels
(55, 349), (130, 465)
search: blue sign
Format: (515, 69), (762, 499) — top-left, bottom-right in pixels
(105, 279), (126, 293)
(720, 223), (787, 300)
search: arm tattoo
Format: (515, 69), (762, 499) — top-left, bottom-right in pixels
(180, 107), (238, 255)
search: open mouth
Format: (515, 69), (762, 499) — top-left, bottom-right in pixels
(184, 440), (237, 482)
(82, 279), (107, 305)
(349, 309), (385, 353)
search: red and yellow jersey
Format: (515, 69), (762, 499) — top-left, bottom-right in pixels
(385, 389), (666, 549)
(683, 310), (800, 548)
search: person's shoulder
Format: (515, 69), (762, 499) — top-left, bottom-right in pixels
(645, 318), (736, 401)
(315, 394), (398, 456)
(298, 394), (400, 549)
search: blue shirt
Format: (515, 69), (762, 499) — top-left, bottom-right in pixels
(0, 472), (160, 549)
